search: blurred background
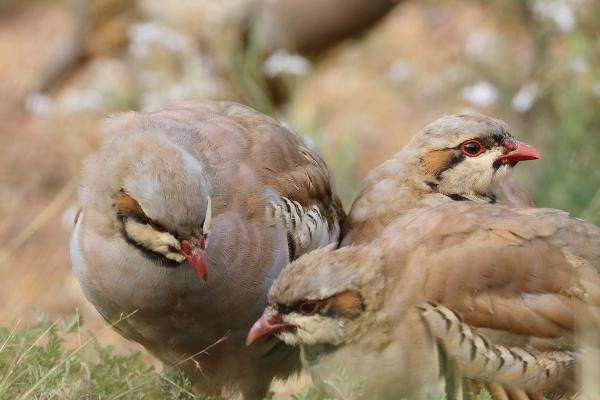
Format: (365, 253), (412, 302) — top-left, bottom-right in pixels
(0, 0), (599, 360)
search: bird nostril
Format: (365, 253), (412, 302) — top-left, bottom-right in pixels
(168, 245), (179, 253)
(503, 138), (518, 151)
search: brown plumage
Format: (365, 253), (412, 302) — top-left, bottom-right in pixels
(250, 202), (600, 399)
(70, 101), (345, 399)
(248, 113), (599, 399)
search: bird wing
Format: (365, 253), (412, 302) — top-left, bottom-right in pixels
(161, 101), (344, 259)
(382, 202), (600, 396)
(222, 102), (345, 259)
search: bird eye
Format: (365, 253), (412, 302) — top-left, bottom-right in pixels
(298, 300), (321, 315)
(460, 140), (484, 157)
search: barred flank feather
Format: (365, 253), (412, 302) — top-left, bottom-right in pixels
(419, 303), (575, 399)
(268, 196), (340, 260)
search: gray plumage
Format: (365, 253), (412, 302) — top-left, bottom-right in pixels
(71, 101), (345, 399)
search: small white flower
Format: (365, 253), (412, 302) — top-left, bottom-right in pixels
(25, 93), (53, 115)
(387, 59), (413, 84)
(460, 81), (499, 107)
(464, 29), (500, 63)
(532, 0), (578, 32)
(128, 22), (191, 58)
(570, 56), (589, 74)
(511, 83), (539, 113)
(262, 50), (310, 78)
(57, 89), (103, 113)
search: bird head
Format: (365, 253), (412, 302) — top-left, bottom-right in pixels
(247, 245), (384, 347)
(80, 115), (212, 281)
(407, 113), (540, 199)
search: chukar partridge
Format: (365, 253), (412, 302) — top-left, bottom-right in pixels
(70, 101), (345, 399)
(344, 112), (539, 244)
(248, 113), (600, 398)
(248, 202), (600, 399)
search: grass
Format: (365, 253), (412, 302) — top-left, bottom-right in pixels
(0, 313), (201, 399)
(0, 315), (495, 399)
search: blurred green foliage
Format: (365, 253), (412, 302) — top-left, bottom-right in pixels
(477, 0), (600, 224)
(525, 3), (600, 224)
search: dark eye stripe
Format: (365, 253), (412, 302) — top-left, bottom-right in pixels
(456, 135), (504, 150)
(120, 219), (180, 268)
(420, 149), (465, 178)
(277, 291), (364, 319)
(147, 218), (167, 232)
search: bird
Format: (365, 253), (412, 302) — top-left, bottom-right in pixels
(247, 113), (600, 399)
(248, 202), (600, 399)
(70, 101), (345, 399)
(343, 112), (539, 244)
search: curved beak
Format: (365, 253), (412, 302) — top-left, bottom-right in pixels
(496, 139), (541, 165)
(181, 235), (208, 281)
(246, 306), (296, 346)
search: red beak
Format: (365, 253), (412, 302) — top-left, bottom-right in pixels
(246, 306), (295, 345)
(181, 235), (208, 282)
(496, 138), (541, 165)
